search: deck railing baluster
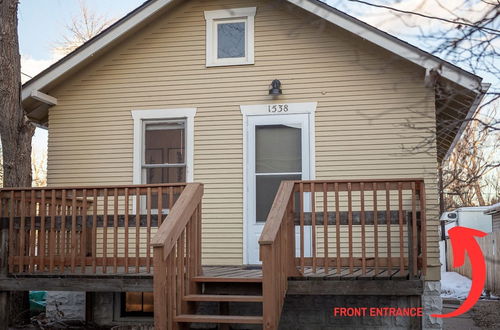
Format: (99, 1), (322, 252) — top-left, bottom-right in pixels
(29, 189), (36, 273)
(135, 187), (140, 273)
(385, 182), (392, 274)
(335, 182), (340, 274)
(71, 189), (77, 273)
(311, 182), (316, 273)
(411, 182), (418, 277)
(92, 189), (98, 274)
(113, 188), (118, 273)
(81, 189), (87, 273)
(124, 188), (129, 274)
(360, 182), (366, 275)
(323, 183), (328, 274)
(398, 182), (404, 273)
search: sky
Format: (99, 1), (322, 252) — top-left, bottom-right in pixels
(18, 0), (498, 192)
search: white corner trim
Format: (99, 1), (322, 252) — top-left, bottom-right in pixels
(30, 90), (58, 106)
(131, 108), (196, 185)
(240, 102), (317, 116)
(205, 7), (256, 67)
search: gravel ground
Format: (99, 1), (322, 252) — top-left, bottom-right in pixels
(443, 299), (500, 329)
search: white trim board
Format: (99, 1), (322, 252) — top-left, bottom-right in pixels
(204, 7), (256, 67)
(131, 108), (196, 185)
(240, 102), (316, 264)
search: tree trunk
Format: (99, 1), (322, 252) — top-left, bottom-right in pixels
(0, 0), (35, 188)
(0, 0), (35, 328)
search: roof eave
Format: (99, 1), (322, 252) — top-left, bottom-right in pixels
(442, 82), (491, 162)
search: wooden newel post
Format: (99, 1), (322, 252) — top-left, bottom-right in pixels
(153, 246), (167, 330)
(261, 244), (276, 330)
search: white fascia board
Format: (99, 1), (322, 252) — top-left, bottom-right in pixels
(286, 0), (482, 91)
(30, 90), (58, 105)
(21, 0), (174, 102)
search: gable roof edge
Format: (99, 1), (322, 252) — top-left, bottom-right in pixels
(289, 0), (482, 91)
(21, 0), (174, 101)
(22, 0), (483, 103)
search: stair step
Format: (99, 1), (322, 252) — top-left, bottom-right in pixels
(175, 314), (263, 324)
(192, 276), (262, 283)
(183, 294), (263, 302)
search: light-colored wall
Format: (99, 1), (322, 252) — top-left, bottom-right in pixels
(47, 0), (440, 279)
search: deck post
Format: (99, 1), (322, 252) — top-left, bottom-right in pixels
(153, 246), (167, 330)
(261, 244), (276, 330)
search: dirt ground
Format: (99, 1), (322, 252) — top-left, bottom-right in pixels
(443, 299), (500, 329)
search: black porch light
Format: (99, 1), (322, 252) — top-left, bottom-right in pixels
(268, 79), (282, 96)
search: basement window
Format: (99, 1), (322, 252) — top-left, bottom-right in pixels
(204, 7), (256, 67)
(121, 292), (154, 317)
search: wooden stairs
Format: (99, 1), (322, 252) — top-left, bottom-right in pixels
(174, 273), (265, 327)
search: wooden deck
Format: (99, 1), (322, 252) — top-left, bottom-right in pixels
(1, 180), (427, 329)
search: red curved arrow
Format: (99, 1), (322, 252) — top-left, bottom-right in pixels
(432, 226), (487, 318)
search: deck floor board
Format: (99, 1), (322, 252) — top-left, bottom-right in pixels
(8, 265), (410, 280)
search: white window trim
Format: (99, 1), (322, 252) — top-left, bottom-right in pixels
(239, 102), (317, 264)
(131, 108), (196, 185)
(204, 7), (256, 67)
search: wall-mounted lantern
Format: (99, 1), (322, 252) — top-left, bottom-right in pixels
(268, 79), (282, 96)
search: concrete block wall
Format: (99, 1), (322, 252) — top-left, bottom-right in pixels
(279, 295), (422, 330)
(45, 291), (85, 321)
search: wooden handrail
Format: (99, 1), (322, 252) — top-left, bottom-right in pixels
(0, 182), (184, 191)
(151, 183), (203, 258)
(259, 181), (297, 330)
(259, 181), (295, 245)
(259, 178), (428, 329)
(152, 183), (204, 330)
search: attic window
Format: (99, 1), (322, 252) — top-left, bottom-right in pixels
(204, 7), (256, 67)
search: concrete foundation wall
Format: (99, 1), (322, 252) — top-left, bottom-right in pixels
(45, 291), (85, 321)
(84, 281), (443, 329)
(422, 281), (443, 329)
(279, 295), (422, 330)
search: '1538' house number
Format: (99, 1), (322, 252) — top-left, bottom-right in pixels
(268, 104), (289, 113)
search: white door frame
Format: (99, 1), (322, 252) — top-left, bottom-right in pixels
(240, 102), (317, 265)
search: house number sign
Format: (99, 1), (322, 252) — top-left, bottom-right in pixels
(268, 104), (289, 113)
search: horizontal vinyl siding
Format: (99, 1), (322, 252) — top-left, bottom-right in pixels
(47, 0), (440, 276)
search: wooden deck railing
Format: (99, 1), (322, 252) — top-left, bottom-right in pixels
(259, 179), (427, 329)
(151, 183), (203, 330)
(0, 183), (186, 274)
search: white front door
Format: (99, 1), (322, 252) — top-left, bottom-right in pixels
(246, 114), (311, 264)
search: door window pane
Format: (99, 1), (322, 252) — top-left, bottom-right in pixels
(256, 125), (302, 173)
(217, 22), (245, 58)
(145, 121), (185, 165)
(256, 174), (301, 222)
